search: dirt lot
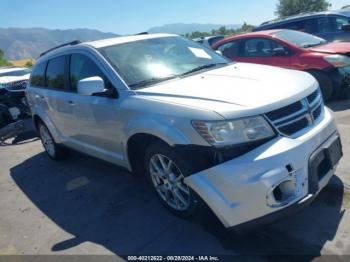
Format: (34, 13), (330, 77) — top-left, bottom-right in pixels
(0, 101), (349, 260)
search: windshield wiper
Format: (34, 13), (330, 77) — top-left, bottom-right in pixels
(129, 75), (178, 89)
(181, 63), (227, 76)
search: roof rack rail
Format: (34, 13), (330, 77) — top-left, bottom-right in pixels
(39, 40), (81, 57)
(260, 11), (318, 26)
(135, 32), (148, 35)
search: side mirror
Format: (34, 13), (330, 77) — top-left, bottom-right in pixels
(341, 24), (350, 32)
(77, 76), (105, 96)
(215, 50), (223, 55)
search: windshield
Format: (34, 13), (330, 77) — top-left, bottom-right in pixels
(273, 30), (327, 48)
(0, 69), (31, 77)
(99, 36), (229, 89)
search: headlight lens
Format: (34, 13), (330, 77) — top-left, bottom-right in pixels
(324, 55), (350, 68)
(192, 116), (275, 146)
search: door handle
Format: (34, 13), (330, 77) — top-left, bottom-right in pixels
(68, 101), (75, 106)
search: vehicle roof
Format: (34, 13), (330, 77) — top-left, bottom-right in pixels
(85, 33), (177, 48)
(218, 29), (282, 42)
(36, 33), (178, 62)
(257, 9), (350, 28)
(0, 67), (28, 73)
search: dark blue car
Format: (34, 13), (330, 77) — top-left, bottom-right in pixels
(253, 10), (350, 42)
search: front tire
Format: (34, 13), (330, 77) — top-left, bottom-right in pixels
(38, 122), (69, 160)
(144, 141), (199, 217)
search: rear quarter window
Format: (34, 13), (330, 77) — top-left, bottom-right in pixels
(30, 62), (46, 87)
(45, 56), (66, 89)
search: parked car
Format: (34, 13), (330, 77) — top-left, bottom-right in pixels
(212, 29), (350, 101)
(253, 10), (350, 42)
(26, 34), (342, 230)
(0, 67), (31, 133)
(193, 35), (225, 47)
(0, 66), (30, 91)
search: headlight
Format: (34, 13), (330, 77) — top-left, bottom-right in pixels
(324, 55), (350, 68)
(192, 116), (275, 146)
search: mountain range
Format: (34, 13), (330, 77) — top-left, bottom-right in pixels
(0, 28), (118, 60)
(148, 23), (241, 35)
(0, 23), (242, 60)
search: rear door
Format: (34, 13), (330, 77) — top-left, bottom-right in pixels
(43, 55), (76, 139)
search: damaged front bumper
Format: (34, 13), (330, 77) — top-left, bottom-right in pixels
(184, 107), (342, 229)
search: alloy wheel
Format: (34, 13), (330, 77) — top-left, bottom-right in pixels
(149, 154), (191, 211)
(39, 125), (55, 157)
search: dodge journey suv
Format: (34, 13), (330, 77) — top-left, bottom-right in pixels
(26, 34), (343, 229)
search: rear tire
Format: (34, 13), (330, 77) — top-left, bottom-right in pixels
(309, 70), (334, 101)
(144, 141), (200, 217)
(38, 122), (69, 160)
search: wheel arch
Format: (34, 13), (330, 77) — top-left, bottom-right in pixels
(126, 132), (171, 175)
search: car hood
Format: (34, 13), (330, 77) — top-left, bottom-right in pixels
(0, 74), (30, 84)
(307, 42), (350, 54)
(136, 63), (317, 119)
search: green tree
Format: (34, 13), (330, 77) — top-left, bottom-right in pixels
(25, 60), (34, 69)
(0, 49), (12, 67)
(276, 0), (331, 18)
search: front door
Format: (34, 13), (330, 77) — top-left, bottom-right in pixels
(66, 53), (124, 164)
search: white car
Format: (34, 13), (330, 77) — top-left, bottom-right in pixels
(0, 67), (31, 91)
(26, 34), (343, 230)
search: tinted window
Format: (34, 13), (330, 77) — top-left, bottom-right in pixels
(334, 16), (350, 31)
(70, 54), (109, 91)
(303, 19), (318, 33)
(316, 17), (333, 33)
(30, 62), (46, 87)
(46, 56), (66, 89)
(243, 38), (273, 57)
(282, 20), (304, 31)
(217, 41), (241, 59)
(242, 38), (290, 57)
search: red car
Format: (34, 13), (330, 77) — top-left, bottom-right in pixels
(212, 29), (350, 101)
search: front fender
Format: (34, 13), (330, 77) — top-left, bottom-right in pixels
(124, 116), (191, 147)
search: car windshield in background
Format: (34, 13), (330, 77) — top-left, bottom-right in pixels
(99, 36), (229, 89)
(273, 30), (327, 48)
(0, 69), (31, 77)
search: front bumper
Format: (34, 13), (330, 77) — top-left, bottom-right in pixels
(185, 107), (341, 228)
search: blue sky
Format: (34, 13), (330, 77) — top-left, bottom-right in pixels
(0, 0), (348, 34)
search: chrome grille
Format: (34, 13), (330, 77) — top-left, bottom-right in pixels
(4, 80), (28, 92)
(265, 89), (324, 137)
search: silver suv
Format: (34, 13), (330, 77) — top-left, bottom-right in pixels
(26, 34), (342, 230)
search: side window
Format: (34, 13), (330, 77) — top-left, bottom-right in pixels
(30, 62), (46, 87)
(283, 20), (304, 31)
(243, 38), (273, 57)
(217, 41), (241, 59)
(45, 56), (66, 89)
(334, 16), (350, 31)
(70, 54), (109, 91)
(302, 19), (318, 33)
(316, 17), (333, 33)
